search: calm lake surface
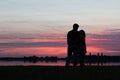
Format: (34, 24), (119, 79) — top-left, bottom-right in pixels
(0, 61), (120, 66)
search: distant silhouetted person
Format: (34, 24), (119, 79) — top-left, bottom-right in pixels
(73, 29), (87, 67)
(65, 23), (79, 66)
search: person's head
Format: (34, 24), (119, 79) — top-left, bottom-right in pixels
(73, 23), (79, 30)
(79, 30), (86, 37)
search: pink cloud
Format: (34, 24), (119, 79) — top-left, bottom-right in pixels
(0, 29), (120, 57)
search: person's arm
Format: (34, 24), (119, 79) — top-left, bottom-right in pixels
(83, 30), (86, 38)
(67, 32), (70, 45)
(84, 30), (87, 53)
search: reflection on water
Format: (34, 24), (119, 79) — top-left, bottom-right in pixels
(0, 61), (64, 66)
(0, 61), (120, 66)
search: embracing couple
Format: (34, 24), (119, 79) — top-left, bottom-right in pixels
(65, 23), (87, 67)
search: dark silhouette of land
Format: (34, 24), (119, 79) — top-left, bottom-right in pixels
(0, 66), (120, 80)
(0, 56), (58, 63)
(0, 53), (120, 80)
(0, 53), (120, 66)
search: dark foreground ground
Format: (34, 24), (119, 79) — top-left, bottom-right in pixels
(0, 66), (120, 80)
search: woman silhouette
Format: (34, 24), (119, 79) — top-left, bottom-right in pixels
(73, 29), (87, 67)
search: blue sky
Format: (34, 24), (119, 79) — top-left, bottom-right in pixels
(0, 0), (120, 26)
(0, 0), (119, 35)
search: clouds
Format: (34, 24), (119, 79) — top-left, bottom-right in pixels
(0, 27), (120, 56)
(0, 29), (120, 54)
(0, 42), (66, 48)
(0, 0), (120, 26)
(0, 33), (66, 42)
(0, 33), (67, 57)
(0, 33), (66, 48)
(87, 30), (120, 54)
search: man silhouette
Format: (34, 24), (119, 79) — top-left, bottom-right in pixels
(65, 23), (79, 66)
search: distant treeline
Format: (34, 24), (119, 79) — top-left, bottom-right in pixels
(0, 53), (120, 63)
(0, 56), (58, 63)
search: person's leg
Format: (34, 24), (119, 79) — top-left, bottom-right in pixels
(73, 53), (78, 67)
(73, 49), (79, 67)
(79, 53), (85, 67)
(65, 46), (72, 66)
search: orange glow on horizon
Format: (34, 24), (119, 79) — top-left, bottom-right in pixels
(87, 46), (104, 54)
(0, 46), (116, 57)
(1, 47), (67, 56)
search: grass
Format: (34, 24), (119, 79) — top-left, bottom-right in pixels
(0, 66), (120, 80)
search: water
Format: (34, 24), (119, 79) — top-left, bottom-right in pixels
(0, 61), (64, 66)
(0, 61), (120, 66)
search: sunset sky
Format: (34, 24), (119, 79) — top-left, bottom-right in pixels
(0, 0), (120, 57)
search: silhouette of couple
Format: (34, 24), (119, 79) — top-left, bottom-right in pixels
(66, 23), (86, 67)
